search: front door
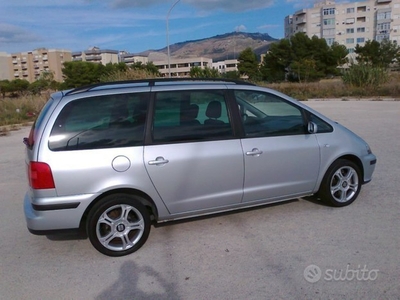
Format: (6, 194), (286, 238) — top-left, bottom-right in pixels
(234, 90), (320, 202)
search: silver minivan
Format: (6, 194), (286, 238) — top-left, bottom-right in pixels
(24, 79), (376, 256)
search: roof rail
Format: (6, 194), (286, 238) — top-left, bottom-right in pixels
(64, 78), (255, 95)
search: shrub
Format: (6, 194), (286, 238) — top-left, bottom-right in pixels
(342, 63), (389, 88)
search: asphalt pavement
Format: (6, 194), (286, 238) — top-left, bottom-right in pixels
(0, 100), (399, 299)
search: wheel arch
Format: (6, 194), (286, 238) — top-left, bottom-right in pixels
(336, 154), (364, 181)
(79, 188), (158, 232)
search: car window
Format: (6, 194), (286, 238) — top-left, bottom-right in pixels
(152, 90), (233, 143)
(234, 90), (306, 137)
(49, 93), (148, 151)
(309, 113), (333, 133)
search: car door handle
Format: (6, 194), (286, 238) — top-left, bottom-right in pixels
(246, 148), (263, 156)
(148, 157), (169, 166)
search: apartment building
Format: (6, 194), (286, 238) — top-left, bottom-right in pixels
(0, 49), (72, 82)
(0, 52), (12, 80)
(212, 59), (239, 74)
(285, 0), (400, 52)
(72, 47), (119, 65)
(152, 57), (213, 77)
(120, 52), (148, 66)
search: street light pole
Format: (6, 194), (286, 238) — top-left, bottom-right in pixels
(166, 0), (181, 78)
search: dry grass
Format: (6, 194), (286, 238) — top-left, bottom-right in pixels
(258, 73), (400, 100)
(0, 94), (48, 127)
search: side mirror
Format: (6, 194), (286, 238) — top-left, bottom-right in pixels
(307, 121), (318, 134)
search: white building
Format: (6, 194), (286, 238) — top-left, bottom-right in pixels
(151, 57), (213, 77)
(212, 59), (239, 74)
(72, 47), (119, 65)
(285, 0), (400, 52)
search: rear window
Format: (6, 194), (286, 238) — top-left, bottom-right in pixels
(49, 93), (148, 151)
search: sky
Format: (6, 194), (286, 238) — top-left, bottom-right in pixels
(0, 0), (360, 54)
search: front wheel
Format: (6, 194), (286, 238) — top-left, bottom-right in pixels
(87, 194), (151, 256)
(318, 159), (361, 207)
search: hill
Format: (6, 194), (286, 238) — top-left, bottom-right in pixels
(141, 32), (278, 62)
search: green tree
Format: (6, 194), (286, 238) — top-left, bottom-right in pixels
(9, 79), (30, 95)
(189, 66), (220, 78)
(355, 39), (399, 68)
(221, 70), (240, 80)
(237, 47), (260, 80)
(261, 33), (348, 82)
(28, 71), (59, 95)
(261, 38), (292, 82)
(62, 61), (106, 88)
(0, 80), (11, 98)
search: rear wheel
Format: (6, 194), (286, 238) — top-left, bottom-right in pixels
(87, 194), (151, 256)
(318, 159), (361, 207)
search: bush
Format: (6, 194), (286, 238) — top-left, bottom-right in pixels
(100, 69), (158, 82)
(342, 64), (389, 88)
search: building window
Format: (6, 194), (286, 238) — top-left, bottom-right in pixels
(357, 27), (366, 33)
(357, 6), (367, 13)
(348, 48), (355, 53)
(376, 34), (390, 42)
(346, 18), (355, 24)
(377, 11), (391, 20)
(325, 38), (335, 46)
(323, 28), (335, 35)
(347, 8), (355, 14)
(357, 37), (365, 43)
(323, 18), (335, 26)
(377, 22), (391, 34)
(323, 8), (335, 15)
(346, 38), (355, 44)
(346, 28), (355, 34)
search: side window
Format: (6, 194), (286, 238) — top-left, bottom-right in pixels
(49, 93), (148, 151)
(309, 114), (333, 133)
(234, 90), (306, 137)
(152, 90), (233, 143)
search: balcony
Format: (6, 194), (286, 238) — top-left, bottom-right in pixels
(377, 0), (391, 3)
(86, 55), (102, 61)
(296, 17), (306, 24)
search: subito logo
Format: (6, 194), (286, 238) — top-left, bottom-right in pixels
(304, 264), (322, 283)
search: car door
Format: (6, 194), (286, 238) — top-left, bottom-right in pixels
(234, 90), (320, 202)
(144, 88), (244, 214)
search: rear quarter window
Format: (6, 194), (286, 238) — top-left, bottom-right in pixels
(49, 93), (148, 151)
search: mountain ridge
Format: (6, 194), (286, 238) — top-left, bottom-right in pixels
(140, 32), (278, 62)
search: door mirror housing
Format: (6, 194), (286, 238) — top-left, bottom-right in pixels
(308, 121), (318, 134)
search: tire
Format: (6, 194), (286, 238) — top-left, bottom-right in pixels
(87, 194), (151, 257)
(318, 159), (361, 207)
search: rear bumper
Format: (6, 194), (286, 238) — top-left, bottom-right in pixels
(24, 192), (95, 232)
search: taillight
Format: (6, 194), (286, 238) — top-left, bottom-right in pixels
(29, 162), (55, 189)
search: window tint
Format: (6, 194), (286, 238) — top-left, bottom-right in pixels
(152, 90), (233, 143)
(234, 90), (306, 137)
(49, 93), (148, 151)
